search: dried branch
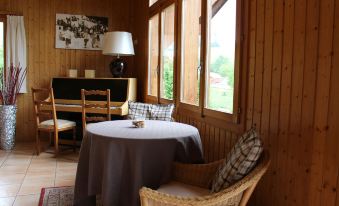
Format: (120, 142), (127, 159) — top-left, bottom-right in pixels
(0, 64), (27, 105)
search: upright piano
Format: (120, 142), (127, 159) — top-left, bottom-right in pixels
(42, 77), (137, 142)
(47, 77), (137, 116)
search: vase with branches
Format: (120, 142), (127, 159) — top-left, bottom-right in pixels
(0, 65), (27, 105)
(0, 65), (27, 150)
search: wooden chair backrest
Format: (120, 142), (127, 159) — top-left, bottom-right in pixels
(31, 88), (58, 130)
(81, 89), (111, 134)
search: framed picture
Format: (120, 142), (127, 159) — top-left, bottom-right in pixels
(56, 13), (108, 50)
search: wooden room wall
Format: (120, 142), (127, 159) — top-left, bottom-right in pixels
(132, 0), (339, 205)
(0, 0), (135, 141)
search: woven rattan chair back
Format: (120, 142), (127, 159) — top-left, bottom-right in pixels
(139, 151), (270, 206)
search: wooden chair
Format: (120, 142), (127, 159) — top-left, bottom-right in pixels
(32, 88), (76, 156)
(81, 89), (111, 135)
(139, 151), (270, 206)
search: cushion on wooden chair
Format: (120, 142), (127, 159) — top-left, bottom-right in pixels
(211, 128), (263, 193)
(157, 181), (210, 197)
(39, 119), (76, 129)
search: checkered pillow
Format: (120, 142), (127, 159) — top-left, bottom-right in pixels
(210, 128), (263, 193)
(127, 101), (152, 120)
(150, 104), (174, 121)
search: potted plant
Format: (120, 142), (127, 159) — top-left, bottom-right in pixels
(0, 65), (27, 150)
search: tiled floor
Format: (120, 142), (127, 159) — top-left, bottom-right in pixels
(0, 143), (79, 206)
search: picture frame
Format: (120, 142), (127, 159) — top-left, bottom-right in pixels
(56, 13), (108, 50)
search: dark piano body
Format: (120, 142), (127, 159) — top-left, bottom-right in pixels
(42, 77), (137, 141)
(43, 77), (137, 115)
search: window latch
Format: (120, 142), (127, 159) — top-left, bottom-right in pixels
(197, 62), (202, 79)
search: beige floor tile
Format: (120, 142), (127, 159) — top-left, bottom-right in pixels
(56, 172), (76, 178)
(18, 179), (54, 195)
(6, 153), (32, 159)
(0, 143), (78, 200)
(26, 167), (56, 175)
(0, 197), (15, 206)
(29, 162), (56, 169)
(13, 194), (40, 206)
(56, 167), (77, 175)
(0, 165), (29, 174)
(57, 160), (78, 167)
(24, 173), (56, 181)
(0, 173), (25, 185)
(30, 159), (56, 164)
(0, 184), (21, 198)
(54, 178), (75, 187)
(3, 157), (31, 166)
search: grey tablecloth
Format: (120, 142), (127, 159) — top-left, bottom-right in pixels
(74, 120), (204, 206)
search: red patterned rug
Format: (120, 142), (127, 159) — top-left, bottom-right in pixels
(39, 186), (74, 206)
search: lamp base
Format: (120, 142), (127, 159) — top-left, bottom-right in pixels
(109, 57), (126, 78)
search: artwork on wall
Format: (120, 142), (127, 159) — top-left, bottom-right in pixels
(55, 13), (108, 50)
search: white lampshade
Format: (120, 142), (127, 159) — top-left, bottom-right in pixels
(102, 31), (135, 56)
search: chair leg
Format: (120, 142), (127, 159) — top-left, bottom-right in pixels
(72, 127), (76, 152)
(54, 131), (59, 157)
(35, 130), (40, 155)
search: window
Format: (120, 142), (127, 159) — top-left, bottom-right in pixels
(180, 0), (201, 106)
(206, 0), (236, 113)
(148, 1), (176, 102)
(148, 14), (159, 97)
(0, 16), (5, 74)
(149, 0), (158, 7)
(147, 0), (242, 122)
(160, 4), (175, 100)
(178, 0), (241, 121)
(0, 15), (5, 90)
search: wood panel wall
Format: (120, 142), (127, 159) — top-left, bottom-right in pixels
(133, 0), (339, 205)
(0, 0), (135, 141)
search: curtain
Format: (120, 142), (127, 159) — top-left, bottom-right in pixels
(6, 15), (27, 93)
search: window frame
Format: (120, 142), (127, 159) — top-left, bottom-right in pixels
(176, 0), (243, 123)
(147, 0), (177, 104)
(147, 0), (245, 125)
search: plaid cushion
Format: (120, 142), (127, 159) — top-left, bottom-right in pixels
(210, 128), (263, 193)
(127, 101), (152, 120)
(150, 104), (174, 121)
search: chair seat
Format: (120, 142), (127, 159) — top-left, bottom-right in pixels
(39, 119), (76, 130)
(157, 181), (210, 197)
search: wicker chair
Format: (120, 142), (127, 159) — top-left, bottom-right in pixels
(139, 151), (270, 206)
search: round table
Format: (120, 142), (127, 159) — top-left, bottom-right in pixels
(74, 120), (204, 206)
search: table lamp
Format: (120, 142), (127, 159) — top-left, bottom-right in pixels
(102, 31), (135, 77)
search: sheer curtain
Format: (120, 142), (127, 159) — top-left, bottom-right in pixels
(6, 15), (27, 93)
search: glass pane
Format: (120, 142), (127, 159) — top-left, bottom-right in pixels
(160, 4), (175, 100)
(180, 0), (201, 106)
(149, 0), (158, 6)
(0, 22), (4, 70)
(148, 15), (159, 97)
(206, 0), (236, 113)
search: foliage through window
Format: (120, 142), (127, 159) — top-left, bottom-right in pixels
(148, 2), (175, 102)
(206, 0), (236, 113)
(160, 4), (175, 100)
